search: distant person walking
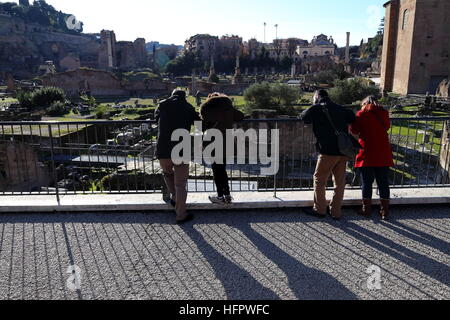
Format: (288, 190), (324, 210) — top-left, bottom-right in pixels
(200, 93), (245, 204)
(350, 96), (394, 220)
(301, 89), (356, 220)
(155, 89), (200, 224)
(195, 91), (202, 107)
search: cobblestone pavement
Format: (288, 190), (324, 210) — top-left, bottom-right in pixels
(0, 205), (449, 300)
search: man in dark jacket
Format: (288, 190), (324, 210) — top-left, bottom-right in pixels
(301, 89), (356, 220)
(155, 89), (200, 224)
(200, 93), (245, 204)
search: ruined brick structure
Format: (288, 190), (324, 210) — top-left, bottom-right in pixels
(0, 13), (100, 78)
(0, 14), (149, 78)
(381, 0), (450, 94)
(40, 68), (174, 98)
(189, 80), (250, 96)
(98, 30), (148, 71)
(0, 142), (50, 192)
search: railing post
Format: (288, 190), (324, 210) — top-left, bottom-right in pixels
(48, 124), (60, 205)
(273, 121), (278, 198)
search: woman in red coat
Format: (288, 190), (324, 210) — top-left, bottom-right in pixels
(350, 96), (394, 220)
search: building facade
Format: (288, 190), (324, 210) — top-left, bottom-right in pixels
(381, 0), (450, 95)
(184, 34), (220, 60)
(297, 34), (336, 57)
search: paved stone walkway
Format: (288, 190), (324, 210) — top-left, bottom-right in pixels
(0, 205), (449, 300)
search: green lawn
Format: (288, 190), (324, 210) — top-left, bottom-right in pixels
(0, 97), (18, 103)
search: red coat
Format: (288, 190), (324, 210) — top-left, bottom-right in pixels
(350, 104), (394, 168)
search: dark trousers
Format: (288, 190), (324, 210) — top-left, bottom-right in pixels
(212, 163), (230, 197)
(360, 167), (390, 200)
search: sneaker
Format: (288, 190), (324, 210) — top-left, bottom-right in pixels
(224, 195), (233, 204)
(209, 196), (226, 204)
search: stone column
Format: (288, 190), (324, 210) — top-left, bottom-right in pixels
(345, 32), (351, 64)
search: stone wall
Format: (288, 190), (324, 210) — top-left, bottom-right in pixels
(382, 0), (450, 94)
(0, 141), (50, 192)
(41, 68), (173, 97)
(189, 80), (250, 96)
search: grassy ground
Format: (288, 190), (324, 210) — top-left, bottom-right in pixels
(0, 97), (18, 103)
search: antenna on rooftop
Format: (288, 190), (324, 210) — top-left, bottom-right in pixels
(263, 22), (267, 43)
(275, 24), (279, 40)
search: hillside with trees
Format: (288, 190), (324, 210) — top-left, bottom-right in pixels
(0, 0), (83, 33)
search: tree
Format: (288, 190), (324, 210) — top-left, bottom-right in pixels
(378, 18), (385, 35)
(46, 101), (69, 117)
(243, 82), (300, 115)
(31, 86), (66, 108)
(329, 78), (381, 105)
(0, 0), (83, 33)
(165, 51), (203, 75)
(279, 56), (293, 72)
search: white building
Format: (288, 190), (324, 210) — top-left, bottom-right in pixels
(297, 34), (336, 57)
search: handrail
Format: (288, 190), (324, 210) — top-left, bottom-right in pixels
(1, 116), (450, 126)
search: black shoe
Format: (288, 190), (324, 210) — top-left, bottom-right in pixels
(302, 207), (326, 218)
(169, 199), (176, 207)
(176, 213), (194, 225)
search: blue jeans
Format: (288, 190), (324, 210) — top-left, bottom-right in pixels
(360, 167), (391, 200)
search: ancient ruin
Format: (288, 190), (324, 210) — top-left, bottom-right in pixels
(40, 68), (174, 98)
(0, 8), (150, 79)
(381, 0), (450, 94)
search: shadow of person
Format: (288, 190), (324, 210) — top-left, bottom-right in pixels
(343, 222), (450, 287)
(386, 220), (450, 257)
(237, 222), (358, 300)
(181, 224), (280, 300)
(180, 212), (357, 300)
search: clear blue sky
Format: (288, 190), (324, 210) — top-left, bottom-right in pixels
(14, 0), (387, 46)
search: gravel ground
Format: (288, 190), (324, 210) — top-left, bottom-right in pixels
(0, 205), (449, 300)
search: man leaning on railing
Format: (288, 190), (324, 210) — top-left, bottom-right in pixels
(300, 89), (356, 220)
(154, 89), (200, 224)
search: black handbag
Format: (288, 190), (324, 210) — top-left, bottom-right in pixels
(322, 106), (362, 158)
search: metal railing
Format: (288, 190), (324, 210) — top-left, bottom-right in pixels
(0, 117), (449, 200)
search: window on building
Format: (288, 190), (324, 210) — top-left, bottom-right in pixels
(402, 9), (409, 30)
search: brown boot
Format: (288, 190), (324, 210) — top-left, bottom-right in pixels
(357, 199), (372, 218)
(380, 199), (390, 221)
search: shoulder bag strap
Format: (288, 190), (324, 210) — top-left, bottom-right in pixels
(322, 106), (340, 136)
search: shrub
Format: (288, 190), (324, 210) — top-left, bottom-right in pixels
(31, 87), (66, 108)
(96, 110), (105, 119)
(46, 101), (69, 117)
(16, 91), (34, 109)
(244, 82), (275, 109)
(80, 95), (97, 108)
(329, 78), (381, 105)
(243, 82), (300, 116)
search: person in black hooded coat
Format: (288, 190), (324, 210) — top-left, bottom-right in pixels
(200, 93), (245, 204)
